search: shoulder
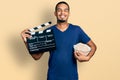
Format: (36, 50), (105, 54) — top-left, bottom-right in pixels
(69, 23), (83, 31)
(47, 25), (56, 29)
(45, 25), (57, 32)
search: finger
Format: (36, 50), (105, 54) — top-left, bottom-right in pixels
(22, 29), (30, 35)
(74, 52), (79, 59)
(74, 50), (79, 53)
(22, 30), (31, 37)
(22, 33), (30, 37)
(21, 31), (30, 37)
(75, 51), (80, 56)
(76, 51), (84, 56)
(78, 52), (85, 56)
(21, 29), (30, 42)
(22, 34), (31, 42)
(23, 37), (27, 42)
(25, 34), (32, 38)
(25, 32), (31, 35)
(21, 29), (29, 33)
(74, 51), (78, 56)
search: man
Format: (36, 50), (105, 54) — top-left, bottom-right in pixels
(21, 1), (97, 80)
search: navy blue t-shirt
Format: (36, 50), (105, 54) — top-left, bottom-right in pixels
(47, 24), (90, 80)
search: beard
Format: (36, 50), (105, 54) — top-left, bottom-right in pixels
(57, 19), (66, 23)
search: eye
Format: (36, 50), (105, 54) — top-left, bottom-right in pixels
(64, 9), (69, 12)
(57, 8), (62, 12)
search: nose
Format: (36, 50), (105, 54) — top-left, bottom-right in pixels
(61, 10), (65, 15)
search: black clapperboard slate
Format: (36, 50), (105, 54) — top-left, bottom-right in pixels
(26, 22), (56, 54)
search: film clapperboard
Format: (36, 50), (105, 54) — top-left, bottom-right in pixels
(26, 22), (56, 54)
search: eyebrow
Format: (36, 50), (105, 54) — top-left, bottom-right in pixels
(57, 8), (69, 10)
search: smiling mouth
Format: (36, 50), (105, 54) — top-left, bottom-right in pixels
(57, 16), (66, 22)
(61, 15), (65, 18)
(60, 15), (66, 19)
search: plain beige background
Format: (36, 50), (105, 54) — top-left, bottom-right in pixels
(0, 0), (120, 80)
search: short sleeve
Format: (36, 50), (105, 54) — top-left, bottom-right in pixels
(78, 26), (91, 44)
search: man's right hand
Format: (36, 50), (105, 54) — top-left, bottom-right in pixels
(21, 29), (44, 60)
(21, 29), (31, 42)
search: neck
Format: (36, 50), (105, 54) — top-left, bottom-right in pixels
(56, 21), (69, 32)
(57, 21), (68, 26)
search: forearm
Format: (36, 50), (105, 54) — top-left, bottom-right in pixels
(87, 40), (97, 60)
(87, 46), (96, 60)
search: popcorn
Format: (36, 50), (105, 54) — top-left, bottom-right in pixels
(73, 43), (91, 56)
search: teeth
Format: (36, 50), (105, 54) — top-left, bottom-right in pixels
(61, 15), (65, 18)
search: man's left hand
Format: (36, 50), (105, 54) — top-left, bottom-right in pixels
(74, 51), (90, 62)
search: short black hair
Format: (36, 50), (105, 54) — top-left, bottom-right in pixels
(55, 1), (70, 12)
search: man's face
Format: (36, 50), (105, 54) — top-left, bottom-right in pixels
(55, 3), (70, 23)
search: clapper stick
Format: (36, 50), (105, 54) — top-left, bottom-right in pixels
(27, 21), (52, 35)
(29, 21), (51, 32)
